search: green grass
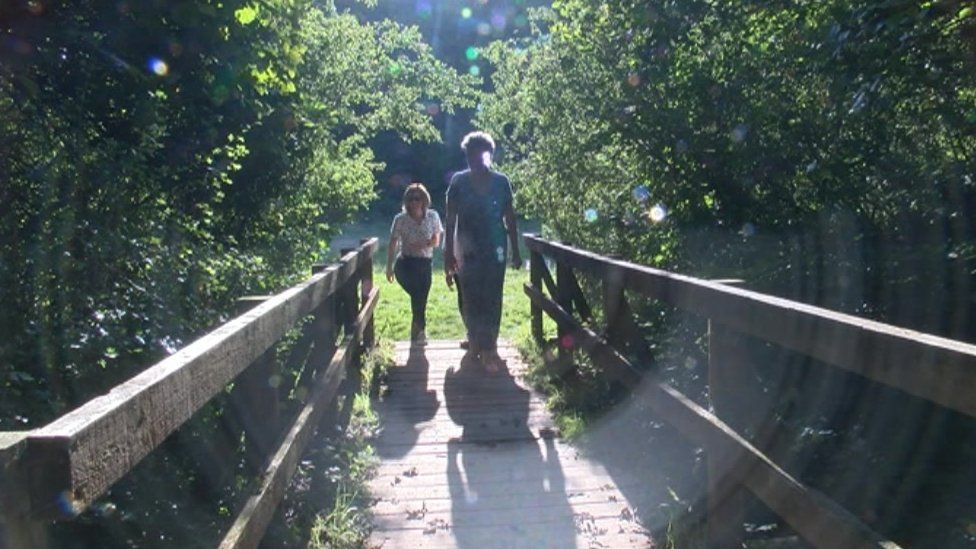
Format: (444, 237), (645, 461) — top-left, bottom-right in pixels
(337, 216), (540, 343)
(306, 342), (394, 549)
(373, 263), (532, 342)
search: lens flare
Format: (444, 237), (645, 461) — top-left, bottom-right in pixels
(56, 491), (82, 518)
(649, 204), (667, 223)
(469, 65), (481, 76)
(465, 46), (479, 61)
(491, 13), (507, 30)
(632, 185), (650, 203)
(584, 208), (598, 223)
(461, 7), (472, 18)
(731, 123), (749, 142)
(148, 57), (168, 76)
(415, 0), (432, 18)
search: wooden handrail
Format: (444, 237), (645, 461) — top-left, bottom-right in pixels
(0, 237), (380, 548)
(525, 234), (976, 419)
(524, 283), (898, 548)
(220, 286), (381, 549)
(523, 233), (919, 549)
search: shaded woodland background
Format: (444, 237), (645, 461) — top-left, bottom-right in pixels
(2, 0), (976, 545)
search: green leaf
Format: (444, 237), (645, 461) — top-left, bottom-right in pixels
(235, 6), (259, 25)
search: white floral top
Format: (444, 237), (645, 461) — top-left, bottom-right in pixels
(391, 209), (443, 259)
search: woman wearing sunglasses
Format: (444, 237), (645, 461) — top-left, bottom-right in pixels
(386, 183), (443, 345)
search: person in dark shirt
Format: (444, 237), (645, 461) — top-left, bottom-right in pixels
(444, 132), (522, 373)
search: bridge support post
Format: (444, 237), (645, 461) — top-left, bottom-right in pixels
(555, 259), (575, 365)
(312, 263), (340, 384)
(233, 297), (281, 471)
(530, 249), (544, 345)
(359, 238), (375, 350)
(337, 248), (363, 430)
(1, 433), (47, 549)
(706, 319), (750, 549)
(309, 264), (339, 436)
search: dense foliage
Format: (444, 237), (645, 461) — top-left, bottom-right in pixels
(479, 0), (976, 331)
(0, 0), (476, 428)
(479, 1), (976, 545)
(0, 2), (475, 544)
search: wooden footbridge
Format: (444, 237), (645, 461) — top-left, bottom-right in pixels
(3, 234), (975, 548)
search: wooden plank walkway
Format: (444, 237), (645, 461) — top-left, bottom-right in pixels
(367, 340), (654, 548)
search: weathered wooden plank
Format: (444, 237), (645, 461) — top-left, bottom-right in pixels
(525, 283), (642, 387)
(707, 318), (749, 549)
(231, 297), (281, 473)
(602, 277), (655, 367)
(524, 234), (976, 418)
(359, 238), (376, 349)
(220, 284), (379, 549)
(24, 240), (377, 518)
(0, 433), (29, 516)
(219, 336), (354, 549)
(563, 265), (595, 324)
(0, 433), (47, 549)
(368, 339), (655, 549)
(524, 284), (900, 549)
(530, 250), (545, 344)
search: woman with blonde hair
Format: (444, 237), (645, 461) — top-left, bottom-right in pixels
(386, 183), (443, 345)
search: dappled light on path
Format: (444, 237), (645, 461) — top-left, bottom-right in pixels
(368, 341), (654, 547)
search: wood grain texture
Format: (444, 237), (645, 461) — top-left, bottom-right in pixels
(525, 234), (976, 418)
(524, 285), (900, 549)
(219, 337), (355, 549)
(367, 341), (654, 549)
(24, 240), (377, 518)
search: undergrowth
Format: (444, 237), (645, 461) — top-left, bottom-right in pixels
(308, 340), (394, 548)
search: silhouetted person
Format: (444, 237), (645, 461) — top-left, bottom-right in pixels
(444, 132), (521, 373)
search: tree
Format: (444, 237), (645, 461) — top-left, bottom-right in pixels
(1, 1), (475, 543)
(478, 2), (976, 545)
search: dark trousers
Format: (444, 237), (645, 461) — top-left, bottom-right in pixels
(457, 255), (505, 351)
(395, 256), (432, 331)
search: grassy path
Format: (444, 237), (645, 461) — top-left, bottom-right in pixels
(337, 217), (538, 343)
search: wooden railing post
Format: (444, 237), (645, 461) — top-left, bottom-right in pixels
(530, 247), (545, 345)
(706, 279), (749, 549)
(232, 296), (281, 471)
(339, 248), (359, 336)
(311, 263), (339, 378)
(555, 257), (576, 363)
(337, 248), (363, 428)
(359, 239), (375, 350)
(603, 265), (626, 349)
(1, 433), (46, 549)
